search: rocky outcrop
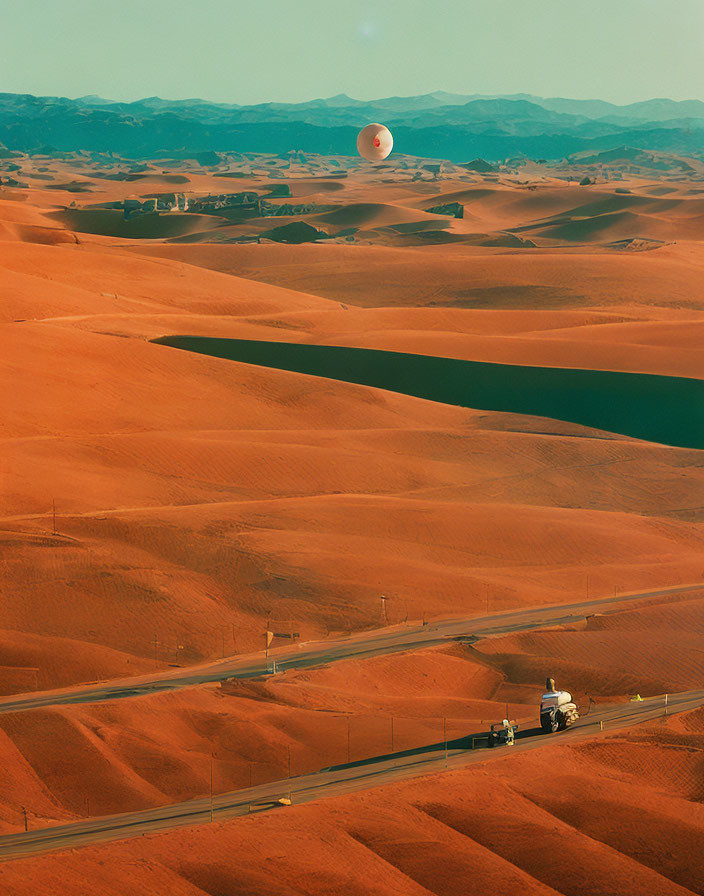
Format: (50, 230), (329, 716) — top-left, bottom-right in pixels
(426, 201), (464, 218)
(461, 158), (496, 173)
(259, 200), (320, 217)
(0, 175), (28, 187)
(261, 221), (329, 243)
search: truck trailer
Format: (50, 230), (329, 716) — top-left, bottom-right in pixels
(540, 677), (579, 732)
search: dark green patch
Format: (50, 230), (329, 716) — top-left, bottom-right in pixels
(152, 338), (704, 449)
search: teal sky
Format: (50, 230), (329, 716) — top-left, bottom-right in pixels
(2, 0), (702, 106)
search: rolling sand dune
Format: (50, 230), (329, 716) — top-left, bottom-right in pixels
(0, 705), (701, 895)
(477, 596), (704, 697)
(0, 643), (535, 828)
(48, 209), (228, 240)
(1, 153), (703, 892)
(315, 202), (453, 229)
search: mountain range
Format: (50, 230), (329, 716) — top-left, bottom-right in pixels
(1, 91), (703, 161)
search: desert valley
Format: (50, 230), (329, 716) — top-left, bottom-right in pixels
(1, 129), (703, 895)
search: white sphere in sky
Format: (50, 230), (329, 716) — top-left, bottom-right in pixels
(357, 123), (393, 161)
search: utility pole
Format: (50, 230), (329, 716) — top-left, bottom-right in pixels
(347, 716), (351, 763)
(210, 753), (214, 823)
(22, 806), (28, 832)
(52, 500), (57, 535)
(153, 633), (158, 669)
(287, 744), (291, 778)
(380, 596), (387, 625)
(391, 716), (395, 753)
(443, 717), (448, 768)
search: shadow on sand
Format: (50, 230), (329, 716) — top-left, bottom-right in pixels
(322, 725), (547, 774)
(153, 337), (704, 449)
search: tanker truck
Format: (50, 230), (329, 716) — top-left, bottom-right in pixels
(540, 677), (579, 732)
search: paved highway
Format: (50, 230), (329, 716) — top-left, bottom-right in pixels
(0, 582), (701, 715)
(0, 689), (700, 861)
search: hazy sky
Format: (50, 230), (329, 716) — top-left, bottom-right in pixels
(2, 0), (702, 106)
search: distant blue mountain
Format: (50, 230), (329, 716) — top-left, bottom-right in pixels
(1, 91), (702, 161)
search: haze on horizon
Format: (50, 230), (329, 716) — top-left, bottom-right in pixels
(1, 0), (702, 107)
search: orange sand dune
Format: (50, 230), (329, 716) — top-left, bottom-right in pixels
(133, 238), (702, 311)
(477, 595), (704, 698)
(0, 643), (531, 828)
(1, 158), (703, 893)
(1, 706), (701, 895)
(315, 201), (453, 229)
(0, 615), (699, 840)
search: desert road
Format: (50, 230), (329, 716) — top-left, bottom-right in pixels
(0, 688), (700, 862)
(0, 582), (701, 716)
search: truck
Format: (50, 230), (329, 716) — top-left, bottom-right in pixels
(540, 677), (579, 733)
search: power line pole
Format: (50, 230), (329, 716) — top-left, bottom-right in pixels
(52, 500), (57, 536)
(210, 753), (214, 823)
(391, 716), (395, 753)
(443, 717), (447, 768)
(347, 716), (351, 763)
(22, 806), (28, 832)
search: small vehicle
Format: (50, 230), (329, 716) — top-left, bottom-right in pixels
(487, 719), (518, 747)
(540, 677), (579, 732)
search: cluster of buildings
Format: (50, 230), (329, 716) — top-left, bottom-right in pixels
(188, 192), (323, 218)
(122, 192), (189, 218)
(99, 190), (327, 221)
